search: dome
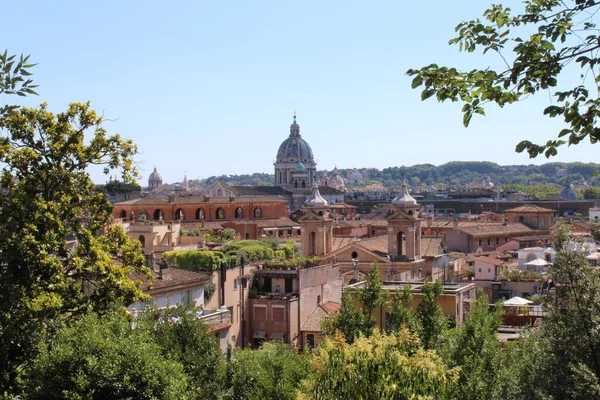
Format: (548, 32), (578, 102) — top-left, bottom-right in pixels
(329, 167), (345, 190)
(304, 185), (329, 207)
(148, 167), (163, 188)
(560, 186), (577, 201)
(296, 162), (306, 170)
(391, 180), (417, 206)
(276, 115), (314, 162)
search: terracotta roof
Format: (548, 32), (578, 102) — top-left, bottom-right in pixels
(504, 205), (556, 213)
(459, 223), (533, 238)
(354, 235), (389, 256)
(115, 196), (286, 206)
(230, 186), (291, 196)
(208, 323), (232, 333)
(254, 218), (299, 228)
(300, 301), (341, 332)
(475, 256), (505, 266)
(421, 236), (444, 258)
(129, 267), (211, 292)
(181, 221), (225, 230)
(332, 236), (361, 252)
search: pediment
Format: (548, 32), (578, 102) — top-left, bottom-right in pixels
(299, 211), (327, 221)
(385, 209), (419, 221)
(203, 180), (234, 198)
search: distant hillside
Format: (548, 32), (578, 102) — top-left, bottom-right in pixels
(188, 162), (600, 190)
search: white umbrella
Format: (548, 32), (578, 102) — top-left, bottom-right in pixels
(503, 296), (534, 306)
(525, 258), (549, 267)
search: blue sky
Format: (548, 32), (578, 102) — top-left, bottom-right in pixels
(2, 1), (596, 184)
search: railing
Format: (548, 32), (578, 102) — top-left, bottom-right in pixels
(198, 309), (231, 328)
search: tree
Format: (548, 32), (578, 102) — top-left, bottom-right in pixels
(417, 280), (446, 349)
(533, 222), (600, 398)
(0, 50), (38, 116)
(0, 103), (147, 389)
(138, 305), (226, 400)
(441, 290), (504, 400)
(408, 1), (600, 158)
(22, 312), (192, 400)
(226, 342), (312, 400)
(359, 261), (384, 321)
(385, 284), (420, 335)
(323, 291), (370, 344)
(301, 330), (459, 400)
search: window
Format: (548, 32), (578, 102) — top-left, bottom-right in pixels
(175, 208), (184, 221)
(488, 268), (491, 273)
(487, 239), (491, 246)
(228, 306), (234, 323)
(306, 334), (315, 349)
(478, 239), (482, 247)
(138, 235), (145, 248)
(254, 207), (262, 218)
(233, 278), (238, 290)
(196, 208), (205, 220)
(496, 238), (499, 245)
(272, 307), (285, 322)
(235, 207), (243, 219)
(351, 251), (358, 259)
(254, 306), (267, 321)
(153, 209), (163, 221)
(216, 208), (225, 219)
(120, 210), (127, 219)
(479, 268), (482, 273)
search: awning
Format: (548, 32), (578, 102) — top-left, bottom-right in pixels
(270, 332), (284, 340)
(253, 330), (267, 339)
(503, 296), (533, 306)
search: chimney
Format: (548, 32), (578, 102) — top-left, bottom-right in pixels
(159, 259), (172, 281)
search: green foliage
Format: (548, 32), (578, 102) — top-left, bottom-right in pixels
(0, 103), (147, 389)
(501, 183), (560, 199)
(533, 222), (600, 398)
(385, 284), (420, 334)
(301, 330), (459, 400)
(359, 261), (384, 320)
(408, 1), (600, 158)
(441, 291), (504, 400)
(22, 312), (191, 400)
(0, 50), (38, 116)
(181, 227), (202, 236)
(164, 250), (229, 272)
(222, 240), (275, 262)
(259, 235), (281, 250)
(138, 305), (225, 400)
(417, 280), (446, 349)
(323, 292), (371, 344)
(226, 342), (312, 400)
(205, 228), (237, 243)
(498, 269), (543, 282)
(583, 187), (600, 199)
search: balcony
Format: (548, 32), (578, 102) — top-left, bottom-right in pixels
(199, 308), (231, 330)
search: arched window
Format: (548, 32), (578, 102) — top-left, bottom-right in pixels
(120, 210), (127, 219)
(294, 180), (298, 188)
(138, 210), (147, 221)
(254, 207), (262, 218)
(138, 235), (146, 248)
(175, 209), (184, 221)
(216, 208), (225, 220)
(235, 207), (243, 219)
(309, 231), (317, 256)
(301, 179), (306, 188)
(397, 231), (404, 256)
(153, 209), (163, 221)
(196, 208), (205, 220)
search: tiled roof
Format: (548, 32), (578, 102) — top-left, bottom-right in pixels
(181, 221), (225, 230)
(459, 223), (533, 238)
(254, 218), (298, 228)
(504, 205), (556, 213)
(129, 267), (211, 292)
(115, 196), (286, 206)
(421, 236), (444, 258)
(354, 235), (389, 256)
(317, 186), (345, 195)
(230, 186), (292, 196)
(300, 301), (341, 332)
(332, 236), (361, 252)
(475, 256), (505, 266)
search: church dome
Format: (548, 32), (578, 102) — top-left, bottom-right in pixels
(296, 162), (306, 170)
(148, 167), (163, 188)
(392, 179), (417, 206)
(329, 167), (345, 190)
(276, 115), (314, 162)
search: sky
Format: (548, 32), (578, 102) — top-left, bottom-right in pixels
(2, 1), (598, 185)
